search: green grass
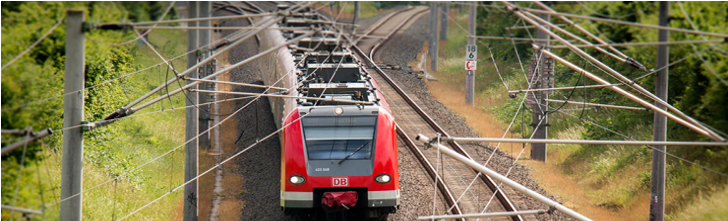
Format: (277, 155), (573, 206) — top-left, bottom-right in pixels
(2, 29), (189, 221)
(433, 7), (728, 219)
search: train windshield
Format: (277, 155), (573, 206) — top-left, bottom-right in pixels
(301, 116), (377, 160)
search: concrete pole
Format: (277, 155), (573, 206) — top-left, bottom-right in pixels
(353, 2), (360, 33)
(198, 1), (211, 150)
(184, 2), (199, 221)
(465, 5), (475, 104)
(60, 9), (85, 221)
(530, 2), (550, 162)
(440, 2), (449, 40)
(459, 1), (464, 14)
(650, 2), (669, 221)
(429, 2), (438, 71)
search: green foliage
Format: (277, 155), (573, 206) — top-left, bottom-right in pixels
(2, 2), (185, 220)
(467, 1), (728, 214)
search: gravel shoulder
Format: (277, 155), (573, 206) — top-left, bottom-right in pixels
(374, 8), (574, 221)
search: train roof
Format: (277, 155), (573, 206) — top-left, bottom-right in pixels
(277, 7), (380, 108)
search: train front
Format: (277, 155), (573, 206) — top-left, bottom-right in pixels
(281, 104), (398, 220)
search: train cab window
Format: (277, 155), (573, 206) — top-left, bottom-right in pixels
(301, 116), (377, 160)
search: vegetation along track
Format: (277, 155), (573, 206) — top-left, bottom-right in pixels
(350, 6), (524, 221)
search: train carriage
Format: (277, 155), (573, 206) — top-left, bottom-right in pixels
(259, 5), (399, 220)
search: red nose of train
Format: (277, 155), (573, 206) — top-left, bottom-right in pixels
(321, 191), (358, 212)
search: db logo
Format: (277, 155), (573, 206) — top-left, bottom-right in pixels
(332, 177), (349, 187)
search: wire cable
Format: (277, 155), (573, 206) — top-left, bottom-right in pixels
(1, 17), (65, 71)
(87, 1), (175, 46)
(677, 1), (728, 87)
(577, 1), (643, 19)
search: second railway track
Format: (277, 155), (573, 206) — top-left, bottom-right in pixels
(347, 6), (529, 221)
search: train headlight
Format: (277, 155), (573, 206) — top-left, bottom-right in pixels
(375, 174), (391, 184)
(289, 175), (305, 185)
(334, 107), (344, 115)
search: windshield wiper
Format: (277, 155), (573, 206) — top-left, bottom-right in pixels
(338, 140), (372, 165)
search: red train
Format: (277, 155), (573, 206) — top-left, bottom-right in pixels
(260, 5), (399, 220)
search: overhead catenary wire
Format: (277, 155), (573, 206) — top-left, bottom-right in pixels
(101, 2), (312, 122)
(118, 19), (359, 217)
(45, 45), (306, 209)
(521, 6), (728, 38)
(546, 99), (647, 111)
(537, 45), (723, 141)
(5, 17), (259, 111)
(1, 17), (65, 71)
(87, 1), (175, 46)
(677, 1), (728, 55)
(576, 1), (643, 19)
(548, 39), (726, 48)
(676, 1), (728, 87)
(503, 2), (725, 141)
(125, 31), (316, 117)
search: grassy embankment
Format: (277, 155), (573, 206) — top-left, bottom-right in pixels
(1, 4), (190, 219)
(421, 9), (728, 221)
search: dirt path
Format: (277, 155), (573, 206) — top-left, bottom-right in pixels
(422, 44), (651, 221)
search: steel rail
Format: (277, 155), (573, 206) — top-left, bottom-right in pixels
(419, 209), (549, 220)
(353, 7), (415, 45)
(352, 9), (523, 220)
(503, 2), (725, 141)
(369, 7), (429, 58)
(416, 135), (593, 221)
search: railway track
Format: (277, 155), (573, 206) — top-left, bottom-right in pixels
(349, 6), (526, 221)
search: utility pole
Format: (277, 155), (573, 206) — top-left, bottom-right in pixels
(184, 2), (199, 221)
(353, 2), (360, 33)
(529, 2), (552, 162)
(650, 2), (669, 221)
(60, 9), (84, 221)
(440, 2), (449, 41)
(465, 5), (475, 104)
(429, 2), (439, 71)
(198, 1), (211, 150)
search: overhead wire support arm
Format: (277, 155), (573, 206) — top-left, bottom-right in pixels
(520, 6), (728, 39)
(525, 2), (646, 72)
(501, 1), (725, 141)
(548, 39), (727, 48)
(430, 136), (728, 147)
(100, 1), (314, 123)
(534, 44), (723, 141)
(1, 128), (53, 155)
(185, 78), (289, 91)
(192, 90), (375, 105)
(469, 35), (572, 42)
(509, 84), (622, 94)
(415, 134), (593, 221)
(125, 31), (318, 116)
(97, 12), (276, 27)
(545, 99), (648, 111)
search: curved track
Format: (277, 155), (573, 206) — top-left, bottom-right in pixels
(350, 6), (525, 221)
